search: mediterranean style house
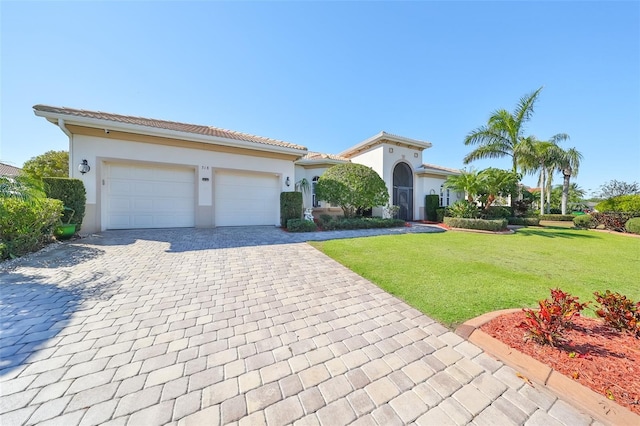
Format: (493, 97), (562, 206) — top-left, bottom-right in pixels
(34, 105), (461, 233)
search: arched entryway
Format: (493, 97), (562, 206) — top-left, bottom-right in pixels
(393, 162), (413, 221)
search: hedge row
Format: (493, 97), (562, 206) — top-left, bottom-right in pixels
(286, 219), (318, 232)
(539, 214), (576, 222)
(443, 217), (508, 232)
(508, 217), (540, 226)
(322, 217), (405, 231)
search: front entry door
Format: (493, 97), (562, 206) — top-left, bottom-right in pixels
(396, 187), (413, 221)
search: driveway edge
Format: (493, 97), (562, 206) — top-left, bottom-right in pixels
(456, 310), (640, 426)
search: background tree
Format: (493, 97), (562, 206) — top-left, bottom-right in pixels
(556, 146), (583, 215)
(598, 180), (640, 199)
(22, 150), (69, 180)
(520, 134), (569, 214)
(315, 163), (389, 218)
(549, 183), (586, 212)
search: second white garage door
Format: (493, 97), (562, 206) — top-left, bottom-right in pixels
(215, 170), (279, 226)
(106, 163), (195, 229)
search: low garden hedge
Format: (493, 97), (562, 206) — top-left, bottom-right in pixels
(508, 217), (540, 226)
(444, 217), (508, 232)
(322, 217), (405, 231)
(539, 214), (575, 222)
(286, 219), (318, 232)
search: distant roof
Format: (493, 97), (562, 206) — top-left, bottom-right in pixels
(33, 104), (307, 152)
(0, 162), (22, 176)
(418, 163), (461, 175)
(339, 131), (432, 158)
(296, 151), (350, 165)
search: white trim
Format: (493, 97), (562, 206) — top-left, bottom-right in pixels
(35, 110), (307, 157)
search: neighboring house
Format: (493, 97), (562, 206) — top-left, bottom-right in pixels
(0, 162), (22, 176)
(34, 105), (461, 233)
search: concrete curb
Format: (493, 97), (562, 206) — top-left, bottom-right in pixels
(456, 310), (640, 426)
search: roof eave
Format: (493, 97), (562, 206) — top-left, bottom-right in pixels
(339, 131), (432, 158)
(34, 109), (308, 156)
(416, 167), (460, 176)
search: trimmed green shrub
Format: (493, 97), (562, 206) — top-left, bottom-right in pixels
(573, 214), (595, 229)
(625, 217), (640, 234)
(483, 206), (511, 219)
(0, 197), (63, 259)
(286, 219), (318, 232)
(280, 192), (303, 227)
(425, 194), (439, 221)
(322, 217), (405, 231)
(43, 178), (86, 231)
(549, 208), (562, 214)
(318, 214), (333, 227)
(443, 217), (507, 232)
(436, 208), (447, 223)
(539, 214), (575, 222)
(595, 194), (640, 213)
(447, 201), (479, 218)
(508, 217), (540, 226)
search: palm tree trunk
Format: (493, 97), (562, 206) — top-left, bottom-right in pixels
(539, 168), (545, 214)
(561, 171), (571, 215)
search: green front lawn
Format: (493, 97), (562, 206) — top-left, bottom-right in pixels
(310, 228), (639, 328)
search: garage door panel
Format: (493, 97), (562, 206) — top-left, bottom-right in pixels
(215, 171), (279, 226)
(106, 163), (195, 230)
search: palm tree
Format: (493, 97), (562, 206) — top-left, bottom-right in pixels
(556, 147), (583, 214)
(443, 168), (484, 203)
(520, 134), (569, 214)
(464, 87), (543, 174)
(477, 168), (521, 210)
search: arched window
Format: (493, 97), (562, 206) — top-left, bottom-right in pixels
(312, 176), (320, 207)
(439, 185), (444, 207)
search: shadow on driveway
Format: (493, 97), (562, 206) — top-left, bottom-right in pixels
(83, 225), (445, 253)
(0, 259), (121, 376)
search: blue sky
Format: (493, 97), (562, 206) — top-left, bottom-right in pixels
(1, 1), (638, 196)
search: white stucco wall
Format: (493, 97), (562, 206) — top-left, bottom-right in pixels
(351, 144), (427, 219)
(72, 134), (296, 232)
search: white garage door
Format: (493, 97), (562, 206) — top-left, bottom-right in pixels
(106, 163), (195, 229)
(215, 170), (279, 226)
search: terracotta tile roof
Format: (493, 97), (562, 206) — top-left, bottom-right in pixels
(33, 105), (307, 151)
(301, 152), (350, 162)
(0, 162), (22, 176)
(420, 163), (461, 174)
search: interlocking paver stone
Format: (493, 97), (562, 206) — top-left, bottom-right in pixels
(0, 227), (603, 426)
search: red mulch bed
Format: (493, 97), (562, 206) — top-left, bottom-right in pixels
(480, 311), (640, 415)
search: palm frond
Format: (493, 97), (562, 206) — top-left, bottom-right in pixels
(514, 86), (543, 125)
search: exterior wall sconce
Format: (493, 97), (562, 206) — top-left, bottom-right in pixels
(285, 176), (291, 187)
(78, 159), (91, 175)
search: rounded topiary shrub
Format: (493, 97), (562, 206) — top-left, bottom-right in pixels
(625, 217), (640, 234)
(573, 214), (594, 229)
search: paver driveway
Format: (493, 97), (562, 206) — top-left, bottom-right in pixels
(1, 227), (597, 425)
